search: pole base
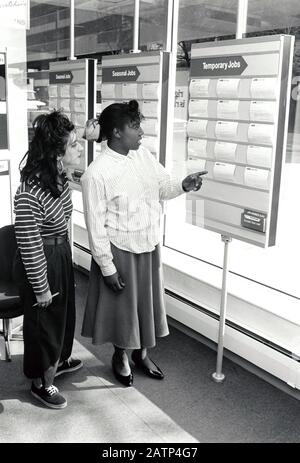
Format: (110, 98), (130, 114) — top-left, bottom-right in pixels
(212, 372), (226, 383)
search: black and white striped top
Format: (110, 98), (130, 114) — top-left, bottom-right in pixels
(14, 179), (72, 295)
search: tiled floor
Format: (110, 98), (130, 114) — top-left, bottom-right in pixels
(1, 269), (300, 443)
(0, 339), (197, 443)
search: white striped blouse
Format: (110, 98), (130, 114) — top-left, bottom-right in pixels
(14, 179), (72, 295)
(80, 144), (184, 277)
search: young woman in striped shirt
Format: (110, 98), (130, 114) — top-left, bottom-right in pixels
(13, 111), (83, 409)
(81, 100), (205, 387)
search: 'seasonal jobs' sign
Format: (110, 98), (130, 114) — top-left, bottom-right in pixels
(49, 71), (74, 84)
(102, 66), (141, 82)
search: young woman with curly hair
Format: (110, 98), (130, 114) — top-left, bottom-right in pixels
(13, 110), (83, 409)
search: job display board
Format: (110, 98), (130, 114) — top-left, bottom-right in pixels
(101, 51), (170, 160)
(48, 59), (96, 186)
(186, 35), (294, 247)
(0, 52), (8, 150)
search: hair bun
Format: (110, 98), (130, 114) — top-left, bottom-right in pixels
(128, 100), (139, 111)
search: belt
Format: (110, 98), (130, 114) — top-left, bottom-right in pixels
(42, 235), (68, 245)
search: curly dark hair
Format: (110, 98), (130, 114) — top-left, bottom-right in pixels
(20, 110), (74, 198)
(98, 100), (144, 142)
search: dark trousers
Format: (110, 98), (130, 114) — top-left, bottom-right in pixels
(13, 240), (76, 379)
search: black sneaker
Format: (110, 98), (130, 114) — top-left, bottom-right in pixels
(55, 358), (83, 377)
(31, 383), (67, 409)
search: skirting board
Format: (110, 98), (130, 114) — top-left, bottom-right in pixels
(73, 240), (300, 394)
(165, 291), (300, 393)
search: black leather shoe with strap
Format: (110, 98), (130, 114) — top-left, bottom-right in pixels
(112, 357), (133, 387)
(131, 352), (164, 380)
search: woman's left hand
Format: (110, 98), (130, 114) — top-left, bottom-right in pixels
(182, 171), (207, 192)
(103, 271), (125, 293)
(83, 118), (100, 141)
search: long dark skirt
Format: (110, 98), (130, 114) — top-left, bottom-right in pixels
(13, 241), (75, 379)
(81, 244), (169, 349)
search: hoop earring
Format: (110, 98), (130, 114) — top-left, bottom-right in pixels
(57, 159), (64, 174)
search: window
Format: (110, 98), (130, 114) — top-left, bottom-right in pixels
(75, 1), (134, 56)
(27, 2), (70, 64)
(164, 0), (300, 300)
(74, 0), (168, 57)
(139, 0), (168, 51)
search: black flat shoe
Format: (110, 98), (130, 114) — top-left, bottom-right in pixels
(131, 353), (164, 380)
(112, 358), (133, 387)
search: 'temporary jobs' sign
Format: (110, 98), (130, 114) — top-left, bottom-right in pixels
(102, 66), (141, 82)
(0, 0), (29, 29)
(191, 56), (248, 77)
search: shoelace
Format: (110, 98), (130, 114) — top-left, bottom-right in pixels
(45, 385), (59, 396)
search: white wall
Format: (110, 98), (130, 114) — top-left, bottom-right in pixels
(0, 26), (28, 220)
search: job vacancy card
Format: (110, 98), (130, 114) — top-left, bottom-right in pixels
(142, 83), (159, 100)
(187, 119), (208, 138)
(189, 99), (209, 118)
(216, 78), (240, 98)
(217, 100), (239, 119)
(60, 85), (71, 98)
(189, 79), (210, 98)
(73, 99), (86, 113)
(249, 101), (276, 123)
(213, 162), (236, 182)
(248, 123), (274, 145)
(49, 85), (58, 98)
(214, 141), (237, 161)
(188, 138), (207, 157)
(142, 100), (158, 118)
(215, 121), (238, 140)
(246, 145), (273, 168)
(141, 119), (158, 135)
(101, 84), (116, 99)
(186, 158), (207, 174)
(59, 99), (71, 112)
(73, 85), (86, 98)
(250, 78), (278, 99)
(244, 166), (269, 189)
(49, 99), (58, 109)
(122, 83), (138, 99)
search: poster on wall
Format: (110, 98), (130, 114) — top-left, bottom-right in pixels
(0, 0), (30, 29)
(0, 52), (8, 150)
(186, 35), (294, 248)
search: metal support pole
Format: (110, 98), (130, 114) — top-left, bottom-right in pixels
(166, 0), (179, 53)
(212, 235), (232, 383)
(162, 0), (179, 171)
(236, 0), (248, 39)
(69, 0), (76, 60)
(132, 0), (141, 53)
